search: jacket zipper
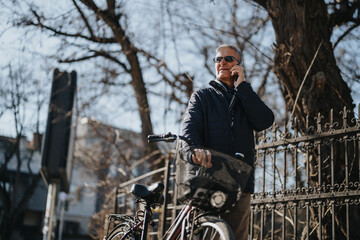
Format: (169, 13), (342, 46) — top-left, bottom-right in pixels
(210, 80), (236, 140)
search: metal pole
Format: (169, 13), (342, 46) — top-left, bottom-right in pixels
(115, 187), (119, 214)
(161, 159), (171, 237)
(42, 183), (58, 240)
(58, 192), (67, 240)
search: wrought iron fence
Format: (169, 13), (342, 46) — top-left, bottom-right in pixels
(251, 106), (360, 240)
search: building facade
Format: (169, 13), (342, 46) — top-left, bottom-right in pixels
(0, 117), (142, 240)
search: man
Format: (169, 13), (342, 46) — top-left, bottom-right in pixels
(181, 44), (274, 239)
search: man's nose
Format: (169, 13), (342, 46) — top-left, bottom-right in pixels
(220, 58), (227, 65)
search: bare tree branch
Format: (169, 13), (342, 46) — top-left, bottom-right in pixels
(250, 0), (267, 9)
(72, 0), (95, 39)
(329, 0), (360, 29)
(333, 22), (360, 48)
(25, 8), (117, 44)
(59, 49), (131, 73)
(185, 21), (273, 62)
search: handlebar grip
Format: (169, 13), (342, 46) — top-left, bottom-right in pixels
(147, 132), (175, 142)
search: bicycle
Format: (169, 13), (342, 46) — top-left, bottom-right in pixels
(104, 132), (252, 240)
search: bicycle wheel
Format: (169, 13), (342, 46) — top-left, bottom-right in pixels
(190, 216), (235, 240)
(107, 222), (140, 240)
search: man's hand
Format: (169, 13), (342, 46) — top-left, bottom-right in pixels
(231, 64), (245, 88)
(192, 148), (212, 168)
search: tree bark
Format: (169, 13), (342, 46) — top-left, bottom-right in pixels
(265, 0), (354, 126)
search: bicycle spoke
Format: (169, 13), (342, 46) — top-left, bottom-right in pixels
(189, 216), (234, 240)
(203, 226), (220, 240)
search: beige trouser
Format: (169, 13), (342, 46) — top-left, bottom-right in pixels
(221, 192), (251, 240)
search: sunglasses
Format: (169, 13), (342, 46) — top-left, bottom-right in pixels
(213, 56), (241, 64)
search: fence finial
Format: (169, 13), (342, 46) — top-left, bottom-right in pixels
(315, 112), (323, 133)
(341, 106), (350, 129)
(272, 124), (278, 142)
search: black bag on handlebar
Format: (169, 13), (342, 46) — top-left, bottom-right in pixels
(175, 147), (252, 211)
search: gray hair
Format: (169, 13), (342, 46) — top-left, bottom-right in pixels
(216, 44), (242, 61)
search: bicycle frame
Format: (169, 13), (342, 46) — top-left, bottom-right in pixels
(104, 213), (143, 240)
(165, 204), (193, 240)
(105, 204), (200, 240)
(147, 203), (220, 240)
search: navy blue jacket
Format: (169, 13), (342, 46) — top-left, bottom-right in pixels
(181, 80), (274, 193)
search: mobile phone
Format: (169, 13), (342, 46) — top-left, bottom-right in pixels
(231, 63), (241, 81)
(232, 73), (238, 81)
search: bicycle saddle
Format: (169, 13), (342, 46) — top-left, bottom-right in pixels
(130, 182), (164, 206)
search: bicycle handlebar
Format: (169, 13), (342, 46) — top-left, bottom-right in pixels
(147, 132), (176, 142)
(148, 132), (193, 146)
(148, 132), (244, 159)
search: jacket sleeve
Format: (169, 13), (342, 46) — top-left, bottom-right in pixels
(235, 82), (274, 131)
(181, 91), (205, 163)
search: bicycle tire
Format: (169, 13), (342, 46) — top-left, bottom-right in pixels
(190, 215), (235, 240)
(107, 222), (140, 240)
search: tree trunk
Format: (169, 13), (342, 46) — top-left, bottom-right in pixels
(267, 0), (354, 124)
(80, 0), (156, 154)
(119, 35), (155, 154)
(253, 0), (357, 239)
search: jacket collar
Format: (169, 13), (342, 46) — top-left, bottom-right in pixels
(210, 79), (238, 112)
(209, 79), (232, 94)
